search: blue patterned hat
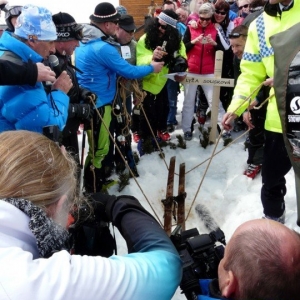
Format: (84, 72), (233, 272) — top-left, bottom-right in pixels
(158, 12), (177, 28)
(14, 4), (57, 41)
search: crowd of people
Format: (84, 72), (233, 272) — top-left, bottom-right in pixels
(1, 0), (300, 299)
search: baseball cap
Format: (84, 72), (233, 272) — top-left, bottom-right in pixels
(118, 15), (136, 32)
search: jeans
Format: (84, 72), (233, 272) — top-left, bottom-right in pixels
(166, 79), (178, 125)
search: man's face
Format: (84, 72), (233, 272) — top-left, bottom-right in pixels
(176, 8), (188, 23)
(163, 3), (176, 11)
(55, 40), (79, 56)
(105, 20), (119, 36)
(115, 26), (134, 45)
(229, 36), (246, 59)
(30, 40), (56, 59)
(158, 19), (168, 37)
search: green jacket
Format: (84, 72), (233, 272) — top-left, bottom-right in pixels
(136, 34), (186, 95)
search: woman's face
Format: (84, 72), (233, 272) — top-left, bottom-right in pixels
(214, 8), (227, 23)
(238, 0), (250, 15)
(199, 13), (212, 27)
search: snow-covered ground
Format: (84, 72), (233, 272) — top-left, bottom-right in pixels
(79, 91), (299, 299)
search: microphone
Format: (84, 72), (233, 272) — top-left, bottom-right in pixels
(48, 54), (62, 78)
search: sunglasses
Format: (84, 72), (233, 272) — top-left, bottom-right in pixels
(215, 10), (227, 15)
(238, 4), (249, 9)
(124, 28), (136, 34)
(158, 24), (168, 30)
(110, 20), (119, 25)
(228, 32), (248, 38)
(199, 17), (211, 21)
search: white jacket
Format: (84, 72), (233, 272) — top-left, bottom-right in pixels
(0, 200), (181, 300)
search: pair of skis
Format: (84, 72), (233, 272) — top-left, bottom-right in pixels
(162, 156), (186, 235)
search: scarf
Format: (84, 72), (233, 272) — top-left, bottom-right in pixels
(3, 198), (70, 258)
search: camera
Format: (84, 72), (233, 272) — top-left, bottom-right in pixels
(68, 195), (116, 257)
(201, 37), (207, 44)
(171, 225), (226, 300)
(43, 125), (62, 144)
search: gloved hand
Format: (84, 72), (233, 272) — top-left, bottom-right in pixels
(68, 103), (94, 121)
(80, 88), (97, 104)
(88, 193), (117, 223)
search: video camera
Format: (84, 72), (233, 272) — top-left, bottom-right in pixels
(171, 225), (226, 300)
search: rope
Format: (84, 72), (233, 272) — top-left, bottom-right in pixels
(185, 129), (250, 174)
(87, 85), (163, 227)
(139, 104), (169, 170)
(253, 93), (274, 110)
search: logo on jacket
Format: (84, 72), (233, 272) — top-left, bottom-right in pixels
(291, 97), (300, 114)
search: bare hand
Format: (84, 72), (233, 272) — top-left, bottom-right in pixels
(206, 34), (217, 46)
(151, 61), (164, 73)
(52, 71), (73, 94)
(242, 111), (255, 129)
(222, 112), (238, 131)
(174, 74), (187, 82)
(264, 77), (273, 87)
(189, 19), (198, 29)
(36, 63), (56, 83)
(153, 46), (168, 61)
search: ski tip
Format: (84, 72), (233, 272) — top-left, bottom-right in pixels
(195, 204), (219, 232)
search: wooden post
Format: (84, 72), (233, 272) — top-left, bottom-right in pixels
(209, 50), (223, 143)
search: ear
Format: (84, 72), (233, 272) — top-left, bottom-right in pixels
(56, 195), (67, 214)
(222, 270), (238, 298)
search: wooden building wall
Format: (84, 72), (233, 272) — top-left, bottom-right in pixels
(120, 0), (161, 40)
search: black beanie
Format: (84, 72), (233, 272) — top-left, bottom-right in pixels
(52, 12), (83, 41)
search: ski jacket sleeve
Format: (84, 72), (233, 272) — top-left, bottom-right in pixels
(0, 196), (182, 300)
(0, 59), (38, 86)
(0, 83), (69, 132)
(100, 42), (154, 79)
(226, 15), (268, 117)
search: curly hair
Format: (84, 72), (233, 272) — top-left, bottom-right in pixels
(144, 10), (182, 67)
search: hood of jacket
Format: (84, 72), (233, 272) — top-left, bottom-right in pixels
(81, 23), (119, 47)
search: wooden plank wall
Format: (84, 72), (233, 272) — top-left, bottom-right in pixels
(120, 0), (162, 40)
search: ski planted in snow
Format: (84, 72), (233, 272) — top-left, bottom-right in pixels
(162, 156), (176, 235)
(175, 163), (186, 231)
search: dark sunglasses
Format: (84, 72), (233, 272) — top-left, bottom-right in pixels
(124, 28), (136, 34)
(199, 17), (211, 21)
(158, 23), (168, 30)
(238, 4), (249, 9)
(228, 32), (248, 38)
(110, 20), (119, 25)
(215, 10), (227, 15)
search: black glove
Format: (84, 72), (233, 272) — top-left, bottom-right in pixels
(89, 193), (117, 223)
(68, 103), (94, 121)
(80, 88), (97, 104)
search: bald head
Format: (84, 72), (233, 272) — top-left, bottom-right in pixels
(218, 219), (300, 300)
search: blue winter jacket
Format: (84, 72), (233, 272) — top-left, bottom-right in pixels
(197, 279), (232, 300)
(0, 31), (69, 133)
(75, 24), (154, 108)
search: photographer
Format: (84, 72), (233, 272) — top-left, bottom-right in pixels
(192, 219), (300, 299)
(0, 130), (182, 300)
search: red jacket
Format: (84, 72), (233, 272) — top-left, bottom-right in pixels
(187, 22), (217, 74)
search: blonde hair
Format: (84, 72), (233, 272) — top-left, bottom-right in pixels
(0, 130), (78, 211)
(199, 2), (215, 16)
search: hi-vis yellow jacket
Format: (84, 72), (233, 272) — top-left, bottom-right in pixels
(227, 0), (300, 133)
(136, 34), (186, 95)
